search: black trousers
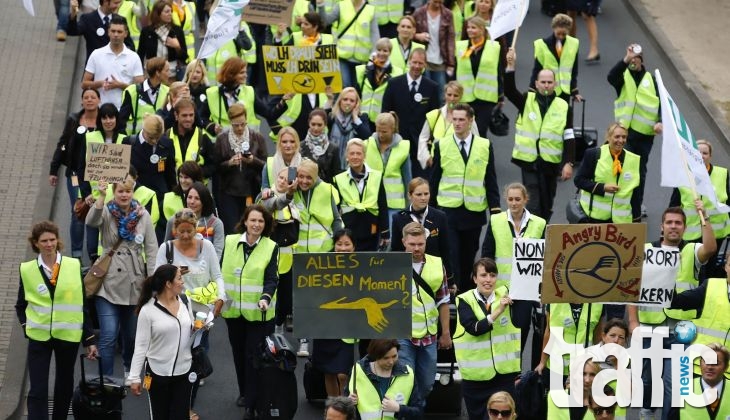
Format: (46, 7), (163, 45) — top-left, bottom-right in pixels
(446, 223), (483, 292)
(27, 338), (79, 420)
(148, 369), (193, 420)
(522, 167), (558, 223)
(471, 100), (496, 138)
(624, 129), (654, 220)
(462, 374), (516, 420)
(224, 317), (274, 408)
(275, 269), (293, 326)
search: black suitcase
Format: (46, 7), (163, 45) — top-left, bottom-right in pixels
(573, 98), (598, 162)
(541, 0), (566, 16)
(255, 334), (299, 419)
(424, 362), (462, 417)
(303, 359), (328, 403)
(72, 355), (126, 420)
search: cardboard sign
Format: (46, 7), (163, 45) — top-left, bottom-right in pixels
(293, 252), (412, 339)
(263, 45), (342, 94)
(509, 238), (545, 302)
(620, 246), (679, 307)
(242, 0), (296, 26)
(85, 143), (131, 183)
(542, 224), (646, 304)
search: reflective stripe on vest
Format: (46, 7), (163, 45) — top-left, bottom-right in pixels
(348, 362), (414, 420)
(614, 70), (660, 136)
(370, 0), (403, 25)
(334, 1), (375, 63)
(334, 170), (383, 216)
(453, 287), (521, 380)
(455, 39), (500, 103)
(513, 92), (568, 164)
(436, 136), (490, 211)
(21, 257), (84, 343)
(206, 37), (256, 81)
(691, 277), (730, 376)
(168, 127), (205, 170)
(411, 254), (443, 338)
(123, 83), (169, 134)
(205, 85), (261, 131)
(490, 212), (546, 289)
(364, 138), (410, 209)
(356, 64), (403, 121)
(533, 36), (578, 96)
(276, 93), (328, 129)
(578, 145), (640, 223)
(294, 182), (336, 252)
(549, 303), (603, 375)
(679, 165), (730, 240)
(680, 377), (730, 419)
(221, 235), (278, 321)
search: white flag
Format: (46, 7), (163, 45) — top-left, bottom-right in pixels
(197, 0), (250, 60)
(657, 69), (730, 213)
(23, 0), (35, 16)
(487, 0), (528, 41)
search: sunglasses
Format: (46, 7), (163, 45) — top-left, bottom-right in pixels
(592, 407), (615, 416)
(488, 408), (512, 418)
(175, 210), (196, 219)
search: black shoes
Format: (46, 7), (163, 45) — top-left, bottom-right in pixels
(585, 54), (601, 64)
(236, 396), (246, 407)
(243, 407), (257, 420)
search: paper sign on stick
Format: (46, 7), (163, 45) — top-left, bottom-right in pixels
(263, 45), (341, 94)
(242, 0), (296, 26)
(509, 238), (545, 302)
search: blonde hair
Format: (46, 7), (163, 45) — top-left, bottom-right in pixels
(173, 207), (199, 229)
(375, 37), (392, 52)
(487, 391), (516, 417)
(142, 114), (164, 139)
(444, 80), (464, 98)
(298, 158), (319, 182)
(402, 221), (427, 238)
(183, 59), (209, 86)
(277, 127), (301, 152)
(503, 182), (528, 200)
(604, 122), (628, 144)
(465, 16), (488, 38)
(332, 87), (361, 119)
(408, 177), (429, 195)
(706, 343), (730, 368)
(697, 139), (712, 155)
(345, 138), (366, 156)
(375, 112), (398, 132)
(552, 13), (573, 29)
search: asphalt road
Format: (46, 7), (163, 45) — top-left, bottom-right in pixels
(42, 0), (730, 418)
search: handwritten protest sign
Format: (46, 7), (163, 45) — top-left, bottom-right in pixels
(85, 143), (131, 184)
(263, 45), (341, 94)
(242, 0), (295, 26)
(509, 238), (545, 302)
(614, 246), (679, 307)
(542, 224), (646, 304)
(293, 252), (411, 339)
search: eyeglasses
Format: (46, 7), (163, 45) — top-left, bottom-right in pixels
(592, 407), (616, 416)
(488, 408), (512, 418)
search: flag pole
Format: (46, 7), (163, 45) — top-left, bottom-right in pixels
(510, 0), (528, 49)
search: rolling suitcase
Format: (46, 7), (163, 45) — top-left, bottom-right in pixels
(255, 333), (299, 419)
(425, 303), (462, 416)
(573, 98), (598, 162)
(303, 359), (328, 403)
(71, 355), (126, 420)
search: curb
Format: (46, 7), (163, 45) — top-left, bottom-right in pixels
(623, 0), (730, 145)
(0, 34), (83, 420)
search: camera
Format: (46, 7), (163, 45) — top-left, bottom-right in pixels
(631, 44), (642, 54)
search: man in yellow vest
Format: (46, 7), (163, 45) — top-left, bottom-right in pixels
(166, 98), (215, 178)
(505, 47), (574, 223)
(676, 343), (730, 419)
(608, 43), (663, 219)
(430, 103), (500, 291)
(398, 222), (452, 409)
(627, 204), (716, 420)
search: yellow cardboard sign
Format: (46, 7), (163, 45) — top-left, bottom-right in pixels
(263, 45), (342, 94)
(542, 223), (646, 303)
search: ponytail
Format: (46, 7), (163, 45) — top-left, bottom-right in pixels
(136, 264), (179, 314)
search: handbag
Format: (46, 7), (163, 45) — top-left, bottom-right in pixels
(565, 192), (590, 224)
(191, 344), (214, 379)
(83, 239), (123, 296)
(489, 107), (510, 136)
(73, 198), (90, 222)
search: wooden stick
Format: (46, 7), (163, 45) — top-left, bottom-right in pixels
(510, 0), (528, 49)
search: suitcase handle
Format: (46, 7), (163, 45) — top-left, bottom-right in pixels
(78, 354), (105, 388)
(571, 97), (588, 136)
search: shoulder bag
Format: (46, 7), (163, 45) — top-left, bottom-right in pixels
(83, 238), (123, 296)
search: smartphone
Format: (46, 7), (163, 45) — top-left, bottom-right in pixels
(180, 265), (189, 275)
(287, 166), (297, 183)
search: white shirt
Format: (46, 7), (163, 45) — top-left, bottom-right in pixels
(155, 240), (226, 302)
(507, 208), (532, 238)
(143, 79), (158, 105)
(37, 252), (62, 279)
(416, 105), (480, 170)
(426, 13), (442, 64)
(453, 133), (473, 155)
(406, 74), (422, 93)
(85, 44), (144, 109)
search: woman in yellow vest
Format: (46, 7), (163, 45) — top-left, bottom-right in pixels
(356, 38), (403, 128)
(183, 59), (209, 115)
(333, 139), (389, 250)
(261, 127), (303, 190)
(574, 122), (641, 223)
(17, 221), (97, 420)
(481, 182), (546, 367)
(347, 339), (421, 419)
(455, 16), (503, 137)
(162, 160), (204, 223)
(390, 16), (423, 74)
(417, 81), (479, 170)
(531, 14), (580, 102)
(328, 88), (373, 171)
(271, 0), (313, 45)
(164, 182), (225, 259)
(171, 0), (196, 66)
(365, 112), (412, 228)
(301, 109), (341, 183)
(277, 12), (334, 47)
(453, 258), (521, 419)
(487, 391), (517, 419)
(220, 205), (279, 414)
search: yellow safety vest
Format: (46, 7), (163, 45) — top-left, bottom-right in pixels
(690, 278), (730, 367)
(364, 138), (410, 209)
(168, 127), (205, 170)
(388, 39), (424, 74)
(122, 83), (169, 134)
(220, 235), (278, 321)
(349, 362), (414, 420)
(411, 254), (443, 338)
(20, 257), (84, 343)
(205, 33), (257, 82)
(276, 93), (328, 132)
(425, 110), (454, 157)
(455, 39), (500, 103)
(549, 303), (603, 375)
(679, 165), (730, 240)
(334, 1), (375, 63)
(333, 169), (383, 216)
(356, 64), (404, 122)
(370, 0), (403, 25)
(268, 0), (311, 44)
(171, 1), (196, 61)
(578, 145), (640, 223)
(614, 70), (660, 136)
(513, 92), (568, 164)
(204, 84), (261, 132)
(639, 242), (698, 324)
(490, 212), (546, 289)
(451, 1), (474, 41)
(533, 36), (579, 97)
(546, 390), (627, 420)
(118, 1), (143, 49)
(453, 287), (521, 381)
(291, 32), (335, 46)
(680, 378), (730, 419)
(294, 182), (338, 252)
(436, 136), (490, 211)
(163, 192), (184, 220)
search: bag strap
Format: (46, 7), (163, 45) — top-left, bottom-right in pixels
(413, 269), (436, 301)
(336, 2), (369, 41)
(107, 238), (124, 257)
(165, 240), (174, 264)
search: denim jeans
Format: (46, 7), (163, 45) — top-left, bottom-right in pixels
(95, 296), (137, 377)
(339, 60), (359, 90)
(65, 176), (84, 258)
(54, 0), (69, 31)
(397, 339), (437, 408)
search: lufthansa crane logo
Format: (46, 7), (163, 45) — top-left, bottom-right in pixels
(565, 243), (622, 298)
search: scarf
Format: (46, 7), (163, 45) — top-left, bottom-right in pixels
(366, 56), (392, 87)
(155, 25), (170, 59)
(228, 125), (250, 155)
(172, 1), (185, 23)
(330, 115), (355, 170)
(611, 149), (623, 176)
(107, 199), (143, 241)
(272, 152), (302, 181)
(462, 38), (485, 58)
(303, 131), (329, 160)
(301, 33), (320, 46)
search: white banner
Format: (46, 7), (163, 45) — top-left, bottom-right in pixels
(487, 0), (528, 41)
(657, 69), (730, 213)
(509, 238), (544, 302)
(198, 0), (250, 59)
(23, 0), (35, 16)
